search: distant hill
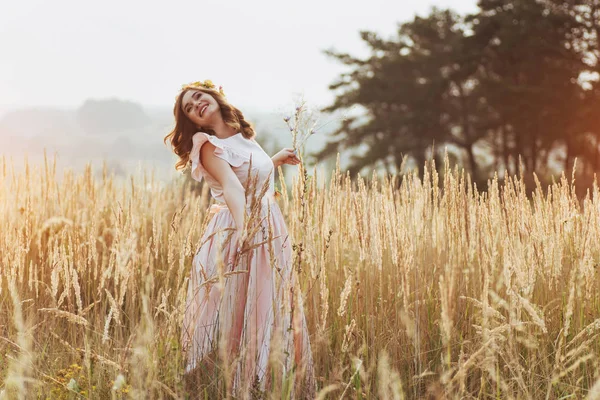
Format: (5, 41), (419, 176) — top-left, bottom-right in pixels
(76, 98), (151, 135)
(0, 107), (78, 139)
(0, 98), (348, 182)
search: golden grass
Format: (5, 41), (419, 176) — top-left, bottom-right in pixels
(1, 151), (600, 399)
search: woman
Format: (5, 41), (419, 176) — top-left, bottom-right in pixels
(164, 80), (316, 398)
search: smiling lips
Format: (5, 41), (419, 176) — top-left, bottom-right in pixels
(199, 104), (208, 117)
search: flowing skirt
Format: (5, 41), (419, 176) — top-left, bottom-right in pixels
(181, 199), (316, 398)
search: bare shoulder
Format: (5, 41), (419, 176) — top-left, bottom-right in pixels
(200, 140), (221, 172)
(200, 141), (238, 187)
(199, 139), (217, 159)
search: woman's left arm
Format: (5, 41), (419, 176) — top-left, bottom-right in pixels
(271, 157), (282, 169)
(272, 148), (301, 168)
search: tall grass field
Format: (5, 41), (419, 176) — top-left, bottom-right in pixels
(1, 152), (600, 399)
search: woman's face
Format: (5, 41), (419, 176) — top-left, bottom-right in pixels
(180, 89), (220, 129)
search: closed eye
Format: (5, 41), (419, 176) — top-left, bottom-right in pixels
(185, 92), (201, 113)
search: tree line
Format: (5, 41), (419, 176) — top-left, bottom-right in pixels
(315, 0), (600, 190)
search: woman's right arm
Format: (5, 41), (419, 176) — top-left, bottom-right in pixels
(200, 141), (246, 233)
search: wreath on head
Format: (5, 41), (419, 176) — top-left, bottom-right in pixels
(180, 79), (226, 97)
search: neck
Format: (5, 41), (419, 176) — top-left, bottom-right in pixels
(208, 119), (238, 139)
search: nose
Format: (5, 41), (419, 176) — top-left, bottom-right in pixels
(195, 101), (207, 115)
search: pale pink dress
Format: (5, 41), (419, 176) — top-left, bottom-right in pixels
(181, 131), (316, 398)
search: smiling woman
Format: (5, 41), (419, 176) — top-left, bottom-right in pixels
(163, 81), (312, 398)
(164, 83), (255, 171)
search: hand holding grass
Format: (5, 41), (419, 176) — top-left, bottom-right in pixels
(271, 148), (301, 169)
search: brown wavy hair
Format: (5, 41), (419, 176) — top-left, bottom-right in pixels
(163, 86), (256, 171)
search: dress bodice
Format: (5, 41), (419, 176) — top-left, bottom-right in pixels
(189, 132), (275, 206)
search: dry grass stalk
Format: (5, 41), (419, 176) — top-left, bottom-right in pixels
(2, 151), (600, 398)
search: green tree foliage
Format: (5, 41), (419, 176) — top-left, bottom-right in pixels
(316, 1), (600, 185)
(470, 0), (590, 175)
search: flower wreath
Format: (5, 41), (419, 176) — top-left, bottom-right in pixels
(180, 79), (226, 97)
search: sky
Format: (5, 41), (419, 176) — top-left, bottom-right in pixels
(0, 0), (477, 114)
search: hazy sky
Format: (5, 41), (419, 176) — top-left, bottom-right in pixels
(1, 0), (476, 114)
